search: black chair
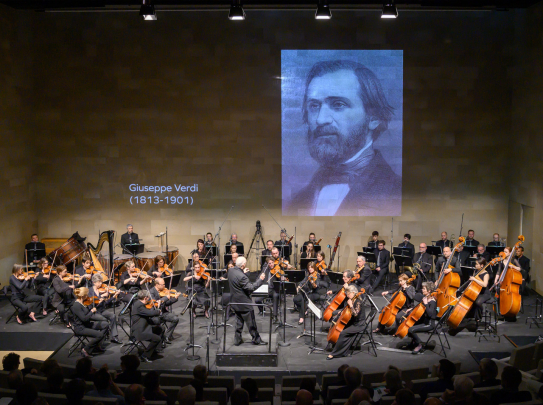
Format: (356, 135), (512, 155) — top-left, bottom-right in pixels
(475, 297), (500, 342)
(122, 317), (148, 356)
(423, 312), (451, 358)
(66, 309), (90, 357)
(1, 286), (20, 324)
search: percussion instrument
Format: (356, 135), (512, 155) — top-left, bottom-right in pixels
(137, 252), (161, 271)
(47, 237), (86, 265)
(147, 245), (179, 268)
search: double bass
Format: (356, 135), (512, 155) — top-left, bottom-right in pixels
(435, 237), (465, 317)
(496, 235), (524, 318)
(377, 274), (416, 328)
(327, 292), (364, 344)
(447, 253), (506, 329)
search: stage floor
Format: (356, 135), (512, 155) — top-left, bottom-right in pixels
(1, 291), (542, 377)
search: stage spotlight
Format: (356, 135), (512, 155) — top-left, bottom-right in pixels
(315, 0), (332, 19)
(381, 2), (398, 18)
(140, 0), (156, 20)
(229, 0), (246, 20)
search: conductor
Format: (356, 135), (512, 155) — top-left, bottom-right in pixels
(228, 257), (267, 346)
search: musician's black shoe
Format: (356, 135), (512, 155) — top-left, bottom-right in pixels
(164, 337), (173, 344)
(253, 340), (268, 345)
(110, 337), (123, 344)
(234, 340), (244, 346)
(140, 355), (152, 363)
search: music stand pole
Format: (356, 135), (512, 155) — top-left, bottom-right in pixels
(278, 279), (291, 347)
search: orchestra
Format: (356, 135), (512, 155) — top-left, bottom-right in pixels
(8, 228), (530, 362)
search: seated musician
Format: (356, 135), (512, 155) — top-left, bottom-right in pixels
(262, 240), (275, 258)
(118, 261), (151, 303)
(409, 243), (432, 290)
(326, 270), (356, 297)
(229, 244), (239, 255)
(435, 232), (452, 264)
(326, 285), (366, 360)
(403, 281), (437, 355)
(354, 256), (372, 292)
(493, 246), (521, 287)
(227, 233), (243, 249)
(488, 233), (504, 247)
(301, 243), (317, 259)
(88, 274), (123, 344)
(255, 256), (280, 322)
(395, 234), (415, 273)
(193, 239), (208, 257)
(9, 264), (44, 323)
(293, 262), (324, 325)
(149, 255), (170, 278)
(275, 231), (292, 260)
(183, 261), (211, 318)
(71, 287), (109, 358)
(205, 232), (216, 247)
(315, 251), (326, 271)
(34, 258), (55, 312)
(374, 273), (416, 334)
(75, 256), (94, 288)
(131, 290), (165, 363)
(473, 244), (491, 262)
(205, 233), (218, 268)
(301, 232), (318, 253)
(464, 229), (479, 248)
(149, 277), (180, 344)
(52, 265), (78, 326)
(221, 261), (235, 319)
(435, 247), (461, 275)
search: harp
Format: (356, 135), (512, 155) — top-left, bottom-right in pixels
(87, 231), (115, 275)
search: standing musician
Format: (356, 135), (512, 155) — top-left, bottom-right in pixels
(262, 240), (275, 257)
(472, 244), (491, 262)
(121, 225), (139, 252)
(71, 287), (109, 358)
(354, 256), (372, 291)
(301, 242), (317, 259)
(464, 230), (479, 248)
(374, 273), (416, 334)
(293, 262), (324, 325)
(149, 277), (180, 344)
(34, 258), (55, 312)
(326, 285), (366, 360)
(516, 247), (531, 295)
(228, 257), (267, 346)
(488, 233), (504, 247)
(9, 264), (43, 324)
(403, 281), (437, 355)
(368, 231), (380, 249)
(88, 274), (123, 344)
(131, 290), (165, 363)
(436, 247), (461, 275)
(149, 255), (172, 278)
(25, 234), (46, 264)
(371, 240), (390, 293)
(52, 265), (77, 326)
(75, 256), (94, 288)
(183, 261), (211, 318)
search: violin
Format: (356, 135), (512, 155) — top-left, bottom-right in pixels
(327, 292), (364, 344)
(435, 237), (465, 317)
(395, 292), (437, 339)
(83, 296), (101, 307)
(158, 288), (186, 298)
(97, 283), (118, 295)
(42, 266), (56, 275)
(145, 299), (161, 309)
(17, 271), (36, 280)
(159, 264), (173, 277)
(270, 258), (290, 280)
(378, 274), (417, 328)
(298, 272), (318, 292)
(62, 273), (81, 283)
(130, 268), (153, 283)
(195, 267), (212, 280)
(316, 261), (328, 275)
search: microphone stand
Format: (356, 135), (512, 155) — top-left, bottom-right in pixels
(184, 268), (201, 361)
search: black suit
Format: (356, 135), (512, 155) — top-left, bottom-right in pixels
(149, 287), (179, 340)
(518, 255), (531, 294)
(454, 250), (471, 266)
(121, 232), (139, 247)
(435, 255), (461, 274)
(285, 150), (401, 216)
(227, 266), (264, 344)
(394, 241), (415, 273)
(435, 240), (452, 264)
(371, 248), (390, 291)
(354, 264), (372, 291)
(131, 300), (164, 358)
(473, 251), (491, 263)
(464, 238), (479, 248)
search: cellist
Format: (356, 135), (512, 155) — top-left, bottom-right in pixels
(326, 285), (366, 360)
(435, 247), (461, 277)
(403, 281), (437, 355)
(374, 273), (416, 334)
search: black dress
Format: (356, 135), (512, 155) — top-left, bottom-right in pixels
(9, 275), (43, 320)
(70, 301), (108, 354)
(329, 297), (366, 357)
(185, 271), (210, 308)
(407, 297), (437, 345)
(293, 273), (323, 319)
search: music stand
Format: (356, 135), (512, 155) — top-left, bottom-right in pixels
(462, 245), (477, 255)
(273, 280), (297, 346)
(460, 266), (475, 283)
(124, 243), (144, 255)
(426, 245), (442, 257)
(300, 258), (317, 271)
(487, 246), (505, 258)
(360, 251), (377, 265)
(394, 256), (413, 275)
(393, 247), (412, 257)
(275, 243), (292, 259)
(285, 270), (306, 283)
(327, 271), (344, 286)
(298, 292), (323, 346)
(367, 241), (377, 249)
(210, 278), (232, 343)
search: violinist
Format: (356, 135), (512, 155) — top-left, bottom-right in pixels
(293, 262), (322, 325)
(149, 277), (180, 344)
(119, 261), (144, 294)
(262, 240), (275, 257)
(301, 243), (317, 260)
(51, 265), (77, 326)
(88, 274), (123, 344)
(371, 240), (390, 292)
(257, 256), (281, 321)
(183, 261), (211, 318)
(315, 251), (326, 271)
(71, 287), (109, 358)
(185, 252), (207, 272)
(374, 273), (416, 334)
(205, 232), (216, 247)
(354, 256), (372, 291)
(149, 255), (171, 279)
(9, 264), (44, 324)
(34, 258), (55, 311)
(436, 247), (461, 275)
(131, 290), (165, 363)
(229, 244), (239, 255)
(404, 281), (437, 355)
(326, 285), (366, 360)
(271, 247), (293, 269)
(74, 256), (94, 287)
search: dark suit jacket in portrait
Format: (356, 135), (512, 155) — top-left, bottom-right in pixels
(285, 150), (401, 216)
(227, 267), (263, 312)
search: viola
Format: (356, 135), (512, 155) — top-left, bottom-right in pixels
(159, 264), (173, 277)
(130, 268), (153, 283)
(17, 271), (36, 280)
(327, 292), (364, 344)
(496, 235), (524, 317)
(394, 292), (437, 339)
(62, 273), (81, 283)
(435, 237), (465, 317)
(97, 284), (118, 295)
(447, 254), (505, 329)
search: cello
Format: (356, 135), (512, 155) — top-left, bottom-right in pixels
(447, 253), (506, 329)
(377, 274), (416, 328)
(394, 291), (437, 339)
(327, 291), (364, 344)
(496, 235), (524, 317)
(435, 237), (465, 317)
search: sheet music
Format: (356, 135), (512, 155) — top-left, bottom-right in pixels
(307, 298), (322, 319)
(254, 284), (269, 295)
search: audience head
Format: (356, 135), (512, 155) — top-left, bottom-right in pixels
(47, 367), (64, 390)
(300, 377), (316, 394)
(65, 378), (86, 403)
(393, 389), (416, 405)
(143, 370), (161, 392)
(296, 389), (314, 405)
(7, 370), (23, 390)
(190, 378), (204, 401)
(120, 354), (141, 372)
(230, 387), (250, 405)
(241, 378), (259, 402)
(178, 384), (197, 405)
(41, 359), (60, 377)
(384, 368), (403, 394)
(479, 358), (498, 381)
(501, 365), (523, 391)
(75, 356), (93, 377)
(2, 352), (20, 371)
(16, 380), (38, 405)
(338, 364), (349, 382)
(125, 383), (145, 405)
(344, 366), (362, 389)
(94, 367), (112, 391)
(347, 388), (371, 405)
(453, 375), (474, 400)
(193, 364), (208, 384)
(438, 359), (456, 381)
(423, 399), (442, 405)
